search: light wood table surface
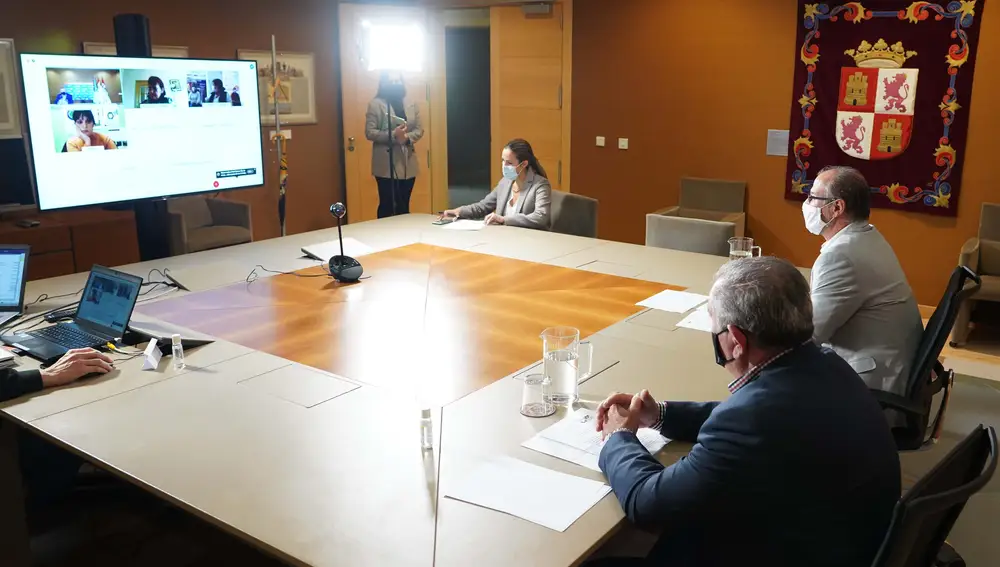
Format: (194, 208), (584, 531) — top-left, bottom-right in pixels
(0, 214), (737, 567)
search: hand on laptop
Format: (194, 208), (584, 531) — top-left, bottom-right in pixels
(40, 349), (114, 388)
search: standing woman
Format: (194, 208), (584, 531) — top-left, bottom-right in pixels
(441, 138), (552, 230)
(365, 72), (424, 218)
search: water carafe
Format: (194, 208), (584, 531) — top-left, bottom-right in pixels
(728, 237), (762, 260)
(540, 327), (593, 406)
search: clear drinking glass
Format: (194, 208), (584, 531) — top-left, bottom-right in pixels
(520, 374), (555, 417)
(540, 326), (593, 406)
(728, 237), (762, 260)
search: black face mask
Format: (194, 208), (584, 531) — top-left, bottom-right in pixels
(383, 84), (405, 100)
(712, 329), (736, 367)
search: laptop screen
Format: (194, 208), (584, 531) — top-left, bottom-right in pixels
(0, 247), (28, 310)
(76, 266), (142, 334)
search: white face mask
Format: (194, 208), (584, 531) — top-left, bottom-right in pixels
(502, 162), (521, 180)
(802, 200), (833, 235)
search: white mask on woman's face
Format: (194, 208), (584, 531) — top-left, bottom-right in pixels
(802, 200), (833, 235)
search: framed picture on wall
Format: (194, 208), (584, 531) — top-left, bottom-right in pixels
(81, 42), (190, 58)
(237, 49), (316, 125)
(0, 38), (23, 138)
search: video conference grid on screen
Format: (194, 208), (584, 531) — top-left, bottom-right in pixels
(20, 54), (265, 211)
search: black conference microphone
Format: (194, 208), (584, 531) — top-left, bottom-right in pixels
(328, 203), (363, 283)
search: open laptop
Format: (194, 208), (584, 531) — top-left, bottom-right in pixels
(4, 265), (142, 362)
(0, 245), (29, 327)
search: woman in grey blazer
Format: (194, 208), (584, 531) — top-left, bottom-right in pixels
(365, 72), (424, 218)
(441, 138), (552, 230)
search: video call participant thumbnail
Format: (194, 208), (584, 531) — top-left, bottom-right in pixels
(64, 110), (117, 152)
(142, 76), (171, 104)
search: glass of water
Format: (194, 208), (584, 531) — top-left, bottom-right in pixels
(540, 326), (593, 406)
(520, 374), (555, 417)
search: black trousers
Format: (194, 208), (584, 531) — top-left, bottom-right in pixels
(376, 176), (416, 219)
(18, 428), (82, 516)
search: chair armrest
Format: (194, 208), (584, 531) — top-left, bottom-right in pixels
(206, 199), (252, 230)
(959, 237), (980, 273)
(167, 211), (187, 256)
(869, 389), (925, 417)
(651, 205), (680, 216)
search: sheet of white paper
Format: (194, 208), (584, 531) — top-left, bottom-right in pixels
(676, 305), (713, 333)
(141, 340), (162, 371)
(636, 289), (709, 314)
(445, 456), (611, 532)
(301, 237), (374, 261)
(441, 219), (487, 231)
(766, 129), (790, 156)
(522, 408), (669, 472)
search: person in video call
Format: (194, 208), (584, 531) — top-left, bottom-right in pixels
(440, 138), (552, 230)
(231, 92), (242, 106)
(188, 82), (203, 107)
(65, 110), (117, 152)
(142, 75), (171, 104)
(54, 87), (73, 105)
(591, 257), (900, 567)
(365, 71), (424, 218)
(1, 348), (115, 517)
(207, 78), (229, 103)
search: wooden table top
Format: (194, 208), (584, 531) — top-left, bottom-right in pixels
(138, 243), (678, 406)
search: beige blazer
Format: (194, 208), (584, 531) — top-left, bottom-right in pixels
(365, 98), (423, 180)
(810, 222), (924, 396)
(457, 170), (552, 230)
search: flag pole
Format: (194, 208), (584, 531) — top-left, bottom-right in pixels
(271, 34), (288, 237)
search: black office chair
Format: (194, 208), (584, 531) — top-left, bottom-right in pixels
(871, 266), (981, 451)
(870, 424), (997, 567)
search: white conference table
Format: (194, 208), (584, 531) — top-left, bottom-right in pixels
(0, 214), (741, 567)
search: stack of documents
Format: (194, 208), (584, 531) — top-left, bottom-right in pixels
(522, 408), (668, 472)
(636, 289), (709, 313)
(441, 219), (487, 231)
(444, 455), (612, 532)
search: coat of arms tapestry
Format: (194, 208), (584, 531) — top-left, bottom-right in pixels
(785, 1), (986, 215)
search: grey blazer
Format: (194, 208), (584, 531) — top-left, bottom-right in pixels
(365, 98), (423, 180)
(457, 170), (552, 230)
(810, 222), (924, 395)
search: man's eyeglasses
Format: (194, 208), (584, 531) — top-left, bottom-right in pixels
(806, 195), (838, 204)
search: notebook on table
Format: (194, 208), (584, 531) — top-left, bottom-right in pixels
(3, 265), (142, 363)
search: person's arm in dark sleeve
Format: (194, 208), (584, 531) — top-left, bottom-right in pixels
(656, 401), (720, 443)
(0, 369), (43, 402)
(599, 403), (741, 528)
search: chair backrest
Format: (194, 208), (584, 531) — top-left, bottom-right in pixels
(678, 177), (746, 214)
(871, 425), (997, 567)
(167, 196), (215, 229)
(549, 190), (598, 238)
(645, 213), (736, 257)
(979, 203), (1000, 275)
(906, 266), (981, 397)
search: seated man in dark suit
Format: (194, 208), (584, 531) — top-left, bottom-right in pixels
(1, 349), (113, 515)
(594, 257), (900, 567)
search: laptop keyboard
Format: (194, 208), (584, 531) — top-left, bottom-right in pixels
(32, 325), (104, 349)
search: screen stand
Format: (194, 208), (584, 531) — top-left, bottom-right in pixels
(134, 199), (171, 261)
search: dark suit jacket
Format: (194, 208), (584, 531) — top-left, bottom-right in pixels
(0, 368), (42, 402)
(598, 343), (900, 567)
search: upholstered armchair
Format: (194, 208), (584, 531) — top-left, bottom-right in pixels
(951, 203), (1000, 346)
(550, 190), (598, 237)
(167, 196), (253, 256)
(645, 177), (747, 257)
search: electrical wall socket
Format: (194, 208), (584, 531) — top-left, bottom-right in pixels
(596, 136), (606, 147)
(618, 138), (629, 150)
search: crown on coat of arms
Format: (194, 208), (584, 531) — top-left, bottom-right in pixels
(844, 39), (917, 68)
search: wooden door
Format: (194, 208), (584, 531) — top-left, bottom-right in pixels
(490, 4), (570, 191)
(340, 4), (432, 223)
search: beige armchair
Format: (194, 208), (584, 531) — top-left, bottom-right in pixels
(645, 177), (747, 257)
(167, 196), (253, 256)
(951, 203), (1000, 346)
